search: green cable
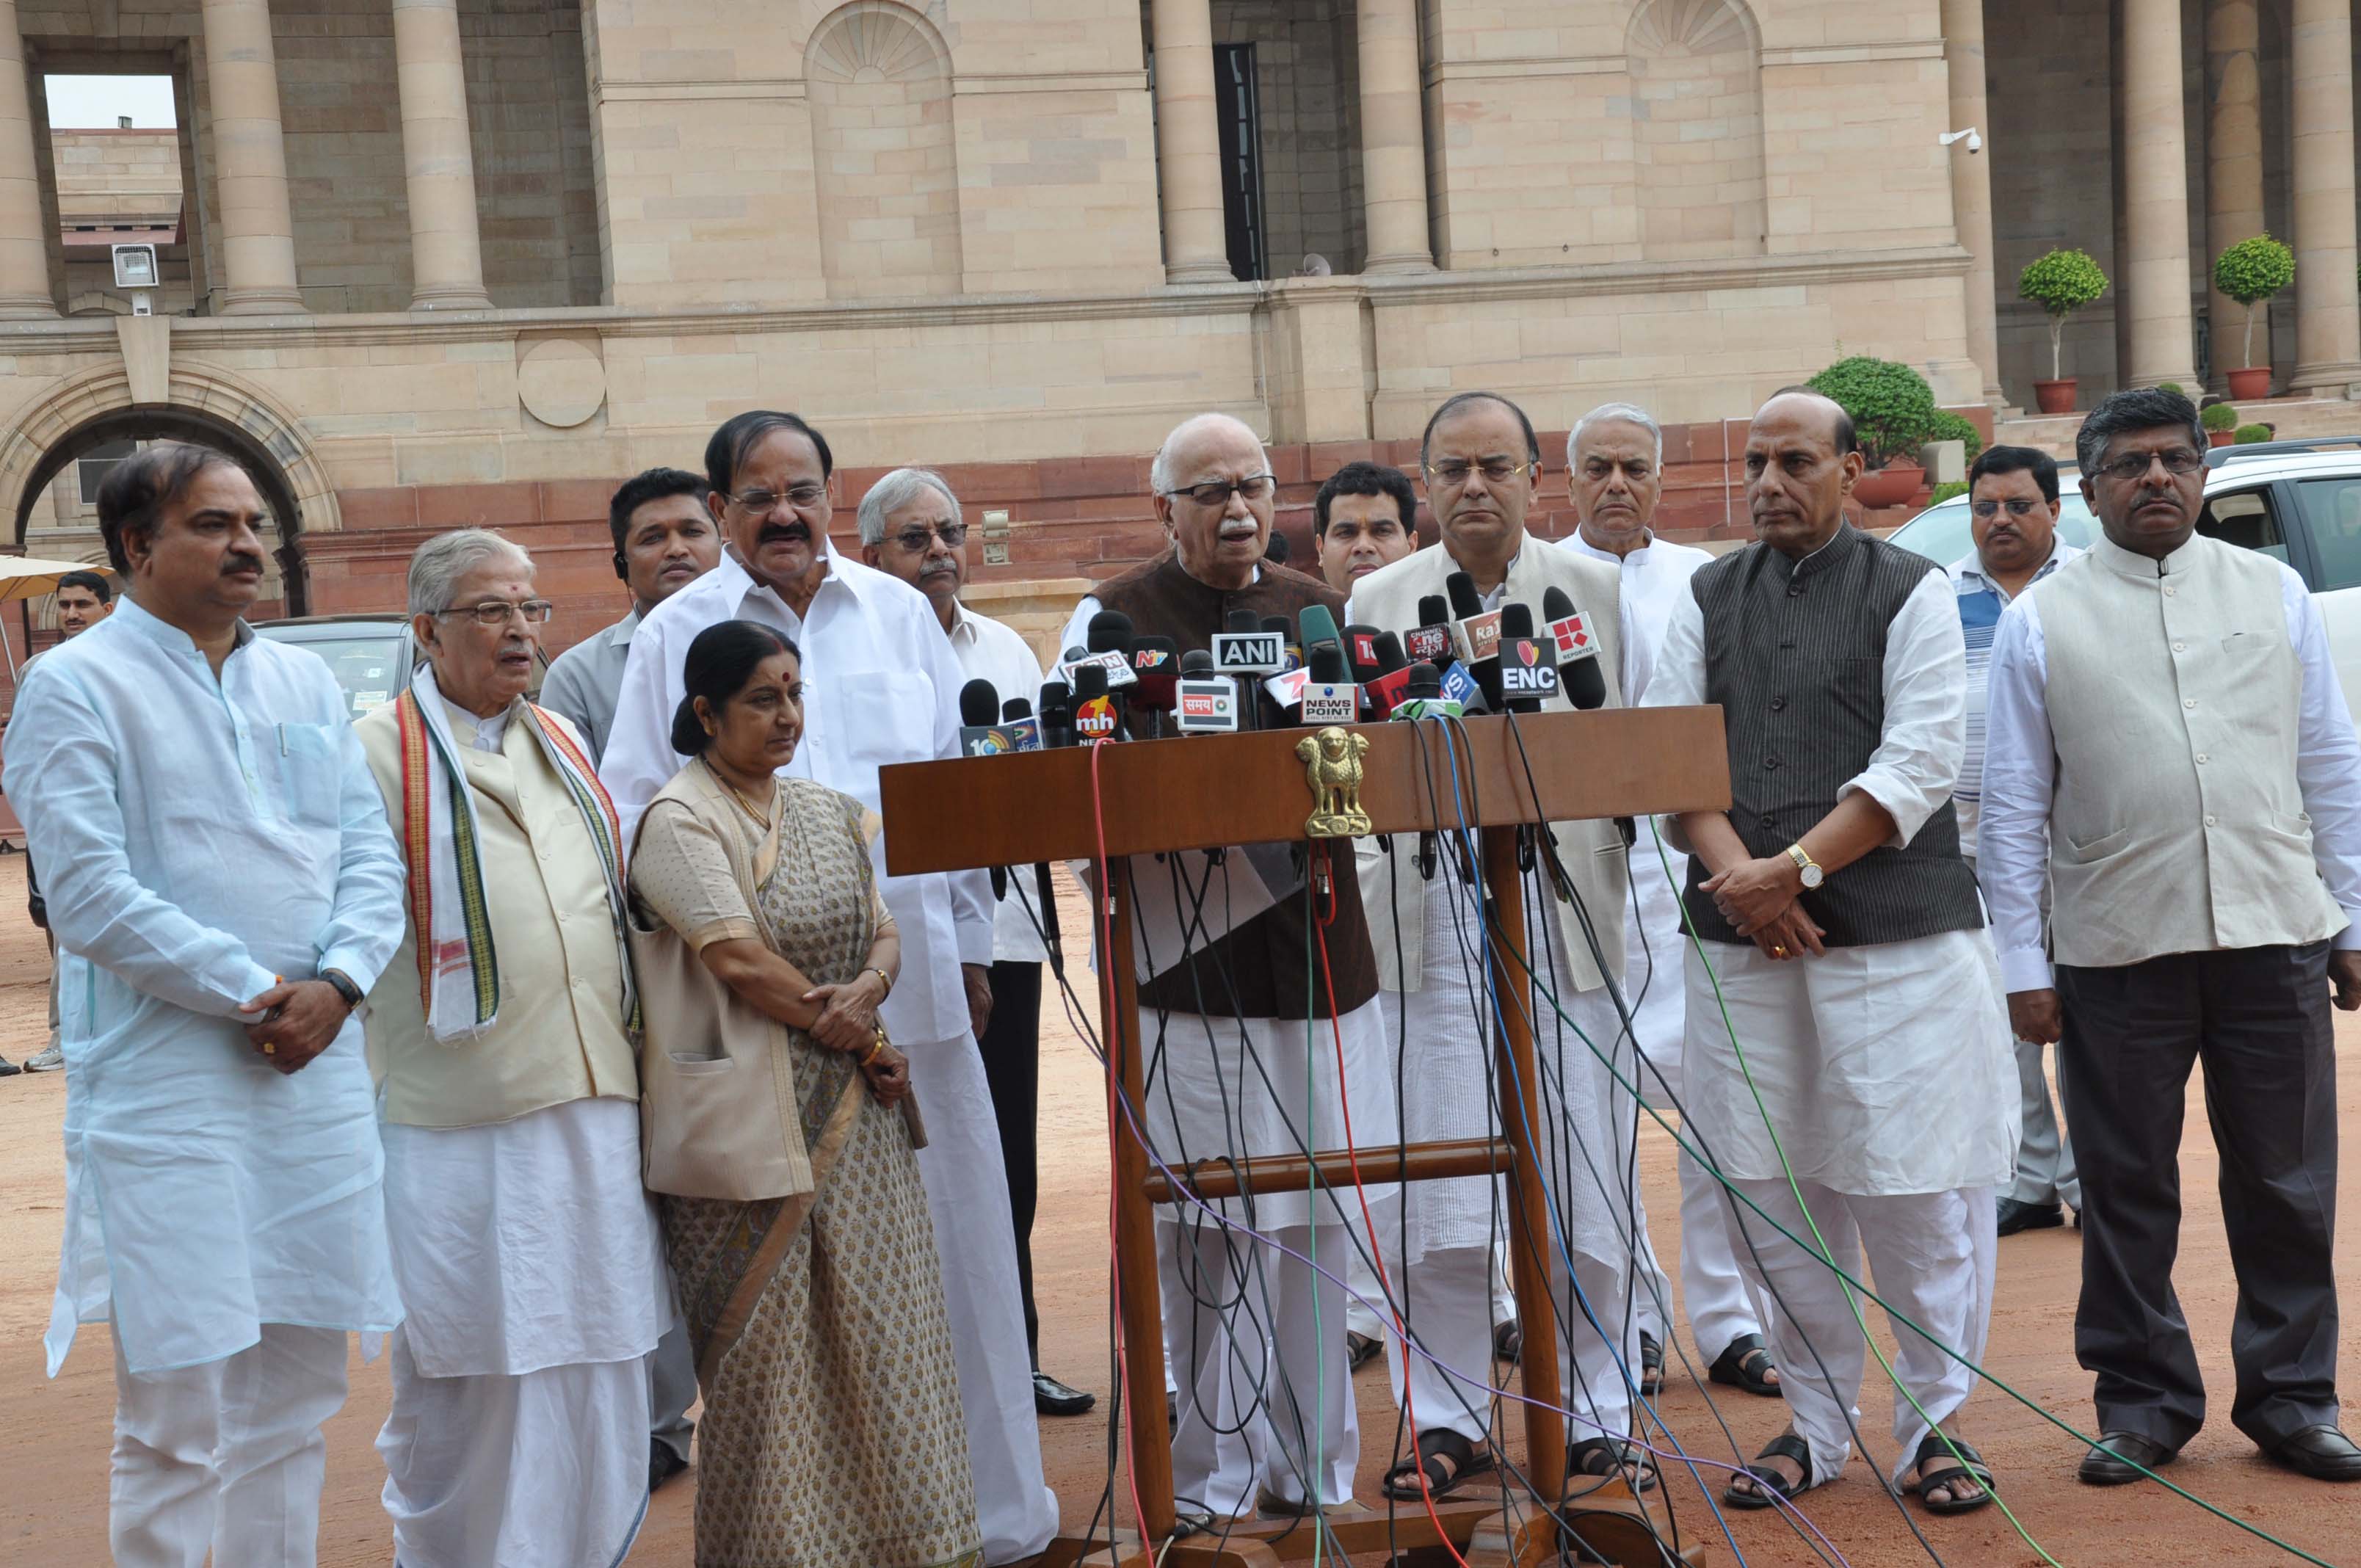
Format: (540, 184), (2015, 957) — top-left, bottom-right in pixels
(1305, 896), (1326, 1565)
(1479, 821), (2335, 1568)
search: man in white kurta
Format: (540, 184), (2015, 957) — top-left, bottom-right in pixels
(6, 446), (407, 1568)
(1347, 391), (1653, 1495)
(1560, 403), (1780, 1403)
(358, 531), (669, 1567)
(601, 413), (1056, 1561)
(1644, 392), (2015, 1512)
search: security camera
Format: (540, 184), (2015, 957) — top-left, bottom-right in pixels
(1941, 128), (1983, 154)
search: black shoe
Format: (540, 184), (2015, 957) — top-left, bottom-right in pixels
(0, 1056), (19, 1078)
(649, 1439), (689, 1492)
(2077, 1431), (2177, 1487)
(1033, 1370), (1095, 1417)
(1996, 1197), (2064, 1236)
(2266, 1425), (2361, 1482)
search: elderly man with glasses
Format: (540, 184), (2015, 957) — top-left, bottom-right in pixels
(1056, 413), (1401, 1525)
(355, 529), (670, 1566)
(602, 414), (1058, 1564)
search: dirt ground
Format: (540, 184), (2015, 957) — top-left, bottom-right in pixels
(0, 853), (2356, 1565)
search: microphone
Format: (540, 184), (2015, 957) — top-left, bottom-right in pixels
(1296, 640), (1359, 725)
(1037, 678), (1076, 749)
(1541, 584), (1608, 711)
(1404, 592), (1456, 672)
(1261, 614), (1302, 673)
(959, 678), (1031, 756)
(1175, 647), (1240, 733)
(1087, 609), (1134, 655)
(1446, 571), (1503, 708)
(1128, 635), (1181, 737)
(1496, 603), (1560, 713)
(1297, 603), (1343, 661)
(1000, 696), (1042, 752)
(1388, 661), (1465, 722)
(1361, 631), (1419, 719)
(1071, 664), (1123, 741)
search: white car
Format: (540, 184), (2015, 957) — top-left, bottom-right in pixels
(1887, 440), (2361, 720)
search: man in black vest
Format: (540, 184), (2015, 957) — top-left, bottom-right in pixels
(1059, 413), (1399, 1525)
(1642, 389), (2017, 1519)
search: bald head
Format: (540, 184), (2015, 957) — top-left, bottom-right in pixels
(1744, 389), (1863, 559)
(1151, 413), (1275, 591)
(1757, 389), (1857, 456)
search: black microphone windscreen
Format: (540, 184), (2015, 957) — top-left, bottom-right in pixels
(1542, 585), (1576, 623)
(1307, 643), (1349, 683)
(1260, 614), (1289, 639)
(1418, 594), (1449, 627)
(1405, 662), (1442, 697)
(959, 678), (1001, 728)
(1565, 655), (1608, 711)
(1445, 571), (1483, 620)
(1072, 664), (1109, 702)
(1086, 610), (1134, 655)
(1001, 697), (1033, 721)
(1061, 645), (1087, 664)
(1039, 678), (1070, 710)
(1227, 608), (1261, 634)
(1180, 647), (1215, 676)
(1499, 602), (1534, 639)
(1374, 631), (1407, 673)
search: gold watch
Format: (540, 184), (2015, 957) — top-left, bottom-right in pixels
(1786, 843), (1825, 890)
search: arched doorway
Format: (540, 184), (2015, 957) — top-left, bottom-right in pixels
(0, 363), (340, 616)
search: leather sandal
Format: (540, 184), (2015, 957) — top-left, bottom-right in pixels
(1724, 1432), (1820, 1511)
(1346, 1329), (1383, 1373)
(1382, 1427), (1495, 1500)
(1566, 1435), (1658, 1495)
(1638, 1330), (1664, 1397)
(1910, 1431), (1995, 1514)
(1706, 1332), (1780, 1397)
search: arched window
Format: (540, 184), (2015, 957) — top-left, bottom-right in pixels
(1625, 0), (1767, 261)
(806, 2), (962, 300)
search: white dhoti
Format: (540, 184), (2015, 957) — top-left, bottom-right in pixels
(109, 1322), (351, 1568)
(1680, 929), (2016, 1484)
(905, 1028), (1059, 1562)
(377, 1097), (669, 1568)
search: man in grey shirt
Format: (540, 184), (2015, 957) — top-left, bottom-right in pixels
(536, 463), (719, 1492)
(540, 468), (721, 764)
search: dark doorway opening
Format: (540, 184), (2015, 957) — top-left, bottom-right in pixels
(1213, 43), (1266, 283)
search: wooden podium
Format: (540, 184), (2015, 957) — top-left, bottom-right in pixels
(881, 708), (1730, 1568)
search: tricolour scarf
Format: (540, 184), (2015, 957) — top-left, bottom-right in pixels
(395, 664), (639, 1042)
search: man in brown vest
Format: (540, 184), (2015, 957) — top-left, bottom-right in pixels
(1059, 413), (1398, 1526)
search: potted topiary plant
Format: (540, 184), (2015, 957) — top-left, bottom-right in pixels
(2019, 248), (2110, 414)
(1805, 355), (1940, 507)
(2200, 401), (2240, 447)
(2213, 234), (2294, 402)
(2234, 422), (2274, 444)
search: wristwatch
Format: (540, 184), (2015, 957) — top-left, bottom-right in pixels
(319, 968), (366, 1012)
(1785, 844), (1825, 890)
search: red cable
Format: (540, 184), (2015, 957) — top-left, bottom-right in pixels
(1087, 737), (1154, 1553)
(1310, 844), (1473, 1568)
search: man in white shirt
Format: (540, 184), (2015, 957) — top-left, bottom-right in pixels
(1646, 390), (2015, 1517)
(856, 464), (1094, 1420)
(7, 443), (407, 1567)
(539, 467), (722, 765)
(1980, 387), (2361, 1486)
(1561, 402), (1779, 1407)
(601, 412), (1058, 1562)
(1948, 446), (2081, 1239)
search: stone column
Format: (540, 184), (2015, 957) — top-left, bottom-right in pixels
(2205, 0), (2266, 387)
(1150, 0), (1233, 283)
(394, 0), (490, 309)
(1357, 0), (1431, 273)
(2121, 0), (2199, 388)
(0, 0), (53, 317)
(200, 0), (305, 313)
(2291, 0), (2361, 395)
(1940, 0), (2002, 403)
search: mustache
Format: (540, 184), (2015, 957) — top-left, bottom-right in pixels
(221, 553), (265, 576)
(758, 521), (811, 545)
(918, 559), (960, 577)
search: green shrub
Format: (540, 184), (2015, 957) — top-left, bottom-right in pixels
(1928, 481), (1969, 506)
(2200, 401), (2240, 432)
(2234, 423), (2274, 444)
(2213, 233), (2295, 371)
(1805, 356), (1940, 470)
(2155, 382), (2184, 396)
(1923, 409), (1984, 465)
(2018, 248), (2110, 381)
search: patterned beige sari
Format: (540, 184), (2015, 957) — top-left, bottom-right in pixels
(634, 776), (981, 1568)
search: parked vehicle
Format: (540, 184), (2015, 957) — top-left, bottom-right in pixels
(255, 614), (548, 721)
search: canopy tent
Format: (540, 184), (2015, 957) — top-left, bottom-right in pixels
(0, 558), (116, 680)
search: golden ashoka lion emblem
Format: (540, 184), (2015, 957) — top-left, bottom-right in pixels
(1296, 725), (1372, 838)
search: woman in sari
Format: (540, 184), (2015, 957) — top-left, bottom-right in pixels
(627, 618), (982, 1568)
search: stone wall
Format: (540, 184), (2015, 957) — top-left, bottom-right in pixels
(49, 127), (181, 228)
(1208, 0), (1366, 277)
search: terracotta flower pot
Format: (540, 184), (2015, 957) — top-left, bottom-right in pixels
(2225, 366), (2273, 402)
(2209, 428), (2234, 448)
(1852, 463), (1926, 509)
(2034, 378), (2078, 415)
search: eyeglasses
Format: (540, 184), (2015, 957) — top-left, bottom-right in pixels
(1970, 498), (2048, 518)
(1162, 474), (1276, 507)
(2092, 449), (2204, 483)
(1426, 457), (1533, 487)
(437, 599), (554, 627)
(727, 483), (829, 513)
(889, 522), (969, 553)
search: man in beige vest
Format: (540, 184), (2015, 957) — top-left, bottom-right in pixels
(1981, 387), (2361, 1487)
(357, 530), (671, 1564)
(1346, 391), (1658, 1495)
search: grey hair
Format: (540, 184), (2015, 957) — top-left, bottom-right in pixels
(856, 467), (962, 547)
(407, 528), (533, 617)
(1150, 413), (1268, 495)
(2073, 386), (2206, 479)
(1567, 402), (1664, 469)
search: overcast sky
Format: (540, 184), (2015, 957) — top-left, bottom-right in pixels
(43, 76), (177, 130)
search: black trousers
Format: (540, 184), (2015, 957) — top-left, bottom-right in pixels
(979, 959), (1045, 1359)
(2056, 941), (2340, 1451)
